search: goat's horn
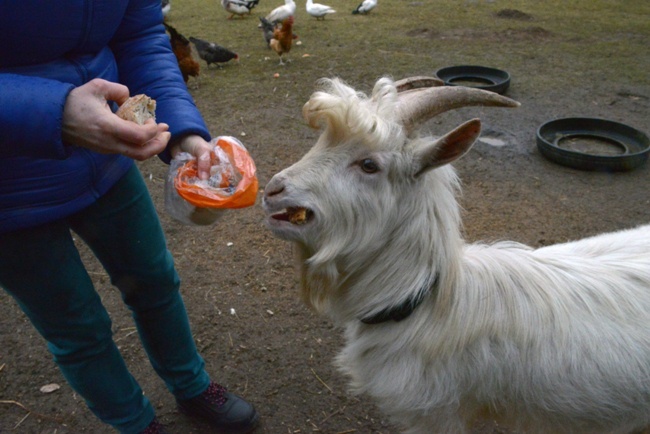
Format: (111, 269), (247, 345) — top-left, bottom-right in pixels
(396, 85), (520, 134)
(394, 76), (445, 93)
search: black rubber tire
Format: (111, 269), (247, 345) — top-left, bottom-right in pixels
(536, 118), (650, 172)
(435, 65), (511, 95)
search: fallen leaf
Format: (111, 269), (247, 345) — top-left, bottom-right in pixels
(40, 383), (61, 394)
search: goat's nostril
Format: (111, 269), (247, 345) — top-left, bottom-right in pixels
(264, 177), (284, 197)
(264, 181), (285, 198)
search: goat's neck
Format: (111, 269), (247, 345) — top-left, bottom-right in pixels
(294, 221), (462, 325)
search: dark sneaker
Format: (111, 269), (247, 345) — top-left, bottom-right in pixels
(139, 418), (169, 434)
(176, 382), (259, 433)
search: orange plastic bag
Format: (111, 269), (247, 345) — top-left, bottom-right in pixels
(165, 136), (258, 225)
(174, 136), (258, 209)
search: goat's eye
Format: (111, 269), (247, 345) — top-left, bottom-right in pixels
(359, 158), (379, 174)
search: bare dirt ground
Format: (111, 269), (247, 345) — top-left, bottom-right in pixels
(1, 1), (649, 433)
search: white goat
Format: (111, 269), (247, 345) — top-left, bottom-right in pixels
(262, 76), (650, 434)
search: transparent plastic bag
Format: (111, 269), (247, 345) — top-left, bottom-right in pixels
(164, 136), (258, 226)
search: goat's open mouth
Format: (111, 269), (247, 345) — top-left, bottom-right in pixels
(271, 207), (314, 225)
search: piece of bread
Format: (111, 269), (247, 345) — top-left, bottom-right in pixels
(116, 94), (156, 125)
(288, 207), (308, 225)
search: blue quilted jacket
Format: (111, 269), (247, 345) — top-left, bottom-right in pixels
(0, 0), (211, 233)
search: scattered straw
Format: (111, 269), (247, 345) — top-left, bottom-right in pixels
(0, 400), (65, 425)
(320, 406), (345, 424)
(14, 412), (30, 429)
(310, 368), (333, 394)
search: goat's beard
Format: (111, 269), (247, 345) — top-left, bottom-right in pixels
(295, 243), (327, 310)
(293, 242), (347, 320)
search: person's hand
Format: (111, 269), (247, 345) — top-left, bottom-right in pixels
(62, 78), (171, 161)
(170, 135), (213, 180)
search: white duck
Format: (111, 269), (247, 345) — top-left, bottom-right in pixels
(265, 0), (296, 24)
(162, 0), (171, 17)
(306, 0), (336, 20)
(352, 0), (377, 14)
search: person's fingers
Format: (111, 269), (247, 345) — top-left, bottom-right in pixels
(93, 79), (131, 106)
(149, 120), (169, 132)
(167, 135), (214, 178)
(180, 136), (213, 180)
(196, 150), (212, 180)
(115, 131), (171, 161)
(140, 131), (171, 157)
(110, 117), (162, 146)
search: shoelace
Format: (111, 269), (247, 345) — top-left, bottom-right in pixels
(202, 382), (228, 407)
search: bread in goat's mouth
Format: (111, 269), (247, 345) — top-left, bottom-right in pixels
(286, 207), (312, 225)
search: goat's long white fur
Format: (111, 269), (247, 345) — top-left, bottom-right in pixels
(264, 77), (650, 434)
(338, 226), (650, 433)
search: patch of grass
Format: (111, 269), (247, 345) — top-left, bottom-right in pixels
(162, 0), (649, 140)
(169, 0), (650, 89)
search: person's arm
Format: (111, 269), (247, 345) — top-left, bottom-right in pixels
(109, 0), (212, 170)
(0, 73), (74, 159)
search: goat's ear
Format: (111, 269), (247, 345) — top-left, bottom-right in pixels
(414, 118), (481, 176)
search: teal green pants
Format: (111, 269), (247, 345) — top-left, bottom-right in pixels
(0, 165), (210, 433)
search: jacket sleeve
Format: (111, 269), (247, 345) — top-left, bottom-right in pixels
(0, 73), (74, 159)
(109, 0), (211, 164)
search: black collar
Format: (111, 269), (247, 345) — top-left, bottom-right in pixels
(359, 274), (438, 325)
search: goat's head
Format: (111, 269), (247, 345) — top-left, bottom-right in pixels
(263, 76), (519, 319)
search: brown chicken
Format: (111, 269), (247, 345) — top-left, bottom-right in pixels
(269, 16), (294, 65)
(163, 22), (200, 84)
